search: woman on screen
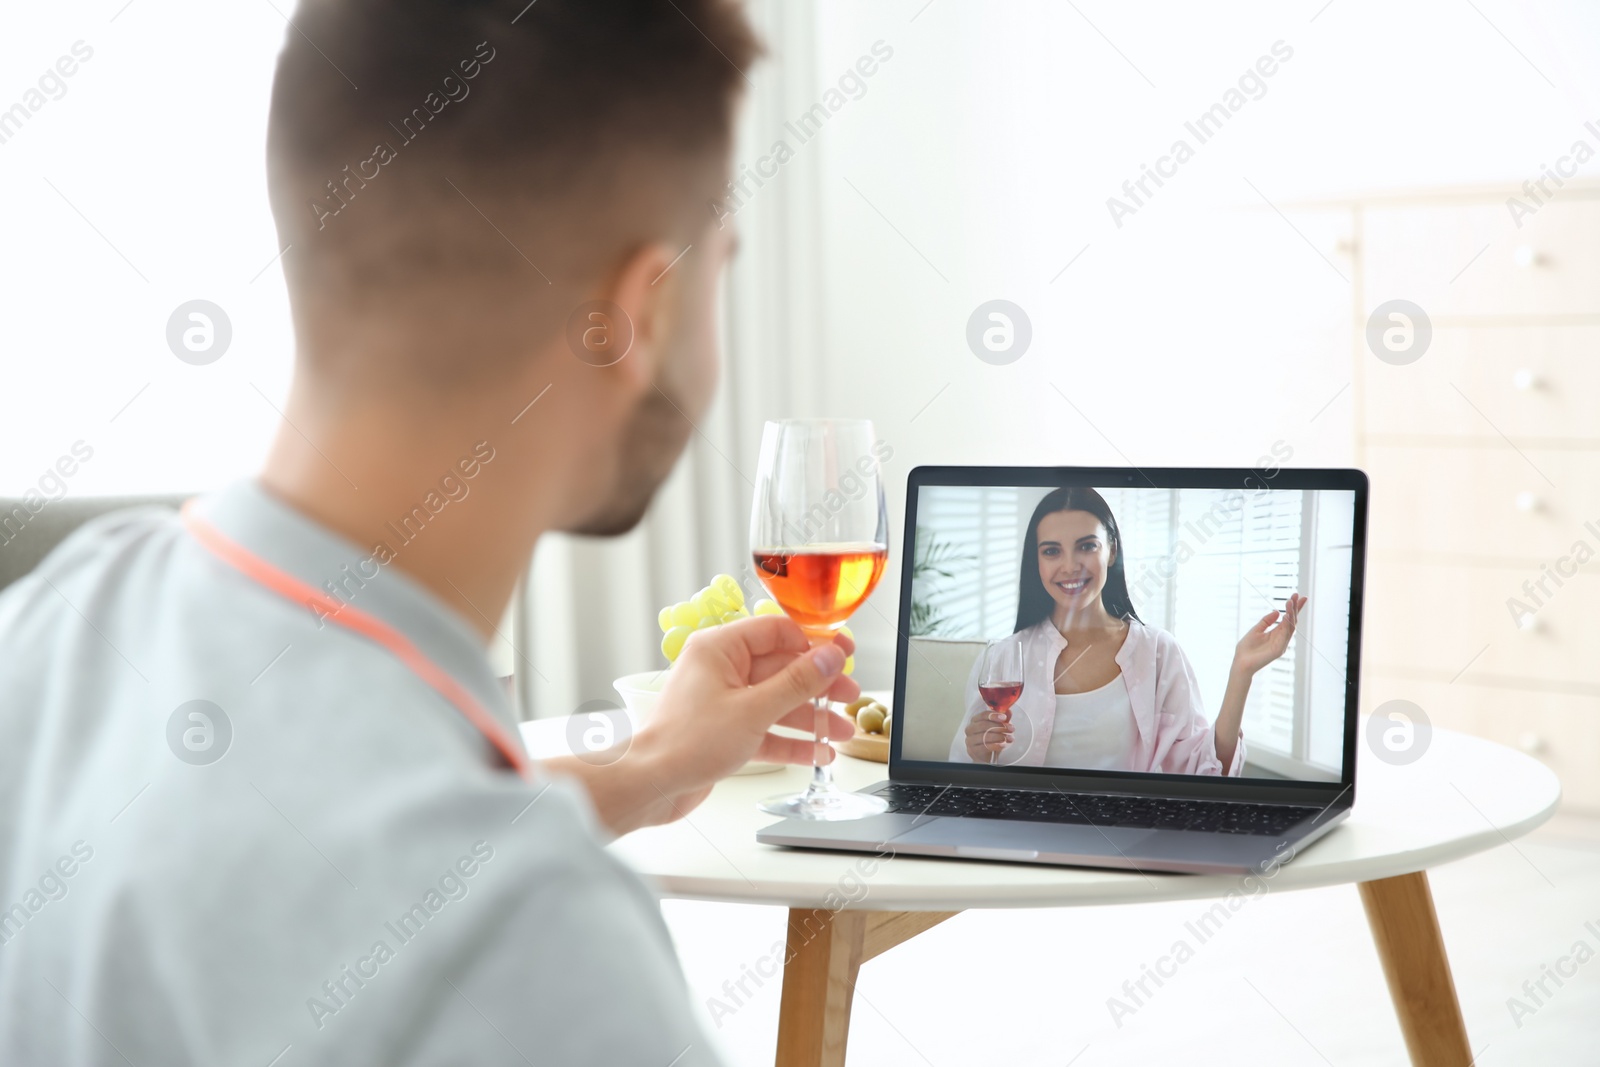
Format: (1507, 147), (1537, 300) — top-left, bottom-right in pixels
(948, 487), (1306, 775)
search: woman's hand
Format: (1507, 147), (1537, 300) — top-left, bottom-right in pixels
(1231, 593), (1307, 677)
(1214, 596), (1304, 771)
(964, 707), (1014, 761)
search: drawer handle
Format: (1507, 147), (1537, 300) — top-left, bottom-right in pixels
(1513, 244), (1542, 268)
(1518, 732), (1545, 754)
(1515, 491), (1540, 512)
(1512, 368), (1539, 391)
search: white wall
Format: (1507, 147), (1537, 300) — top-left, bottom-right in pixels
(1, 2), (293, 497)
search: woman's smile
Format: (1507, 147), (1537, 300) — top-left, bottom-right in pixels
(1054, 574), (1092, 596)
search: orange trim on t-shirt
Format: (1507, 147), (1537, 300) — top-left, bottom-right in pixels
(180, 500), (531, 778)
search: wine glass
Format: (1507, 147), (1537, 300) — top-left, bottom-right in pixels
(976, 641), (1023, 765)
(750, 419), (890, 821)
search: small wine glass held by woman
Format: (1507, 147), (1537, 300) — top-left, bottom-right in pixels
(954, 487), (1306, 774)
(974, 640), (1023, 765)
(750, 419), (890, 820)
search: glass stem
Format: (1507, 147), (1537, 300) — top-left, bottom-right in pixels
(809, 695), (834, 795)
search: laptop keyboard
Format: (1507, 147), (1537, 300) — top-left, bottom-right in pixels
(877, 783), (1323, 837)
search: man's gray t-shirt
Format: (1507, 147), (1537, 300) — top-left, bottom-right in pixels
(0, 480), (718, 1065)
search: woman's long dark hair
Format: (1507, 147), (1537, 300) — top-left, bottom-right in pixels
(1014, 487), (1141, 632)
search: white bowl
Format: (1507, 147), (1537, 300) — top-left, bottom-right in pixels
(612, 671), (783, 775)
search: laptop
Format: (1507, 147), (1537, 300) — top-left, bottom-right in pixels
(757, 465), (1366, 875)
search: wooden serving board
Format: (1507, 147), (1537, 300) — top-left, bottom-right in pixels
(838, 725), (889, 763)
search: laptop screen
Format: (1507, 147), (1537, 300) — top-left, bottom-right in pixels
(897, 473), (1361, 785)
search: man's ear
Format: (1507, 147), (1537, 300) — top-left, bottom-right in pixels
(598, 242), (679, 394)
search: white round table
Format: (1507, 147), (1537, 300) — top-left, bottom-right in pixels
(522, 715), (1559, 1067)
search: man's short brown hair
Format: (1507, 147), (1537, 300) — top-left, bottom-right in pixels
(266, 0), (758, 386)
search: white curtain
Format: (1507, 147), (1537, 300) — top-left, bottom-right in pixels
(510, 2), (826, 720)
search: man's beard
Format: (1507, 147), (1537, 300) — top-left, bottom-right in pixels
(569, 382), (695, 537)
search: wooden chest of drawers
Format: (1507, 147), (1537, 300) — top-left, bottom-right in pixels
(1339, 185), (1600, 811)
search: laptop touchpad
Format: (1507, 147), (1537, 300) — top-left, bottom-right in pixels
(894, 817), (1159, 859)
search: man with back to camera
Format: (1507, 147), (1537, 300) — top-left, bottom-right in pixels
(0, 2), (861, 1063)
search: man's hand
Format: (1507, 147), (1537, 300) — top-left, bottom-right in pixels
(540, 615), (859, 836)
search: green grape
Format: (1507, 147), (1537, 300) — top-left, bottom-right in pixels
(753, 598), (783, 617)
(669, 601), (698, 628)
(657, 606), (674, 633)
(661, 625), (692, 662)
(843, 654), (855, 676)
(713, 574), (744, 609)
(690, 588), (719, 619)
(719, 608), (749, 624)
(695, 615), (720, 630)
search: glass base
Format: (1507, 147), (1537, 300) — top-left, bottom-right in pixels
(759, 783), (889, 821)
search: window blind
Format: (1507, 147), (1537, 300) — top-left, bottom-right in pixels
(912, 486), (1022, 638)
(1168, 489), (1306, 756)
(1102, 487), (1178, 631)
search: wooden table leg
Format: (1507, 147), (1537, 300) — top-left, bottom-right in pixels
(774, 909), (959, 1067)
(1358, 871), (1472, 1067)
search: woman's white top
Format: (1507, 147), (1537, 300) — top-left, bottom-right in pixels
(949, 619), (1245, 776)
(1043, 676), (1136, 770)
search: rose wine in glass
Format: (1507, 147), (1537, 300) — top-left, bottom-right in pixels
(749, 548), (888, 632)
(977, 641), (1022, 765)
(751, 419), (890, 820)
